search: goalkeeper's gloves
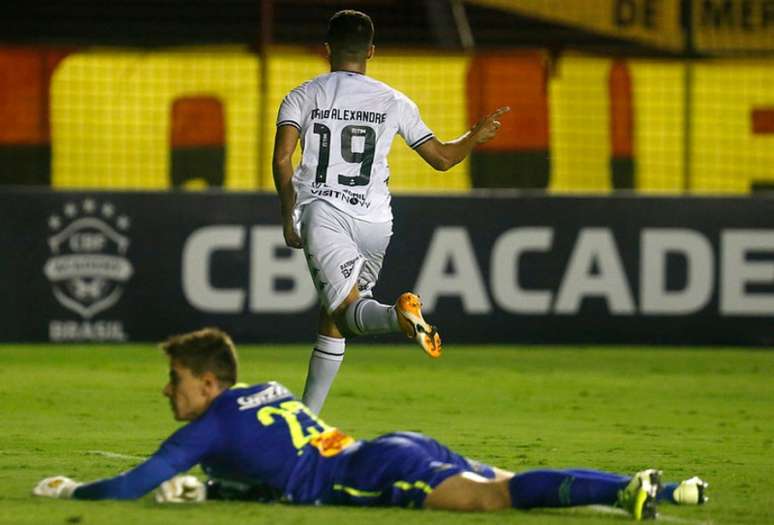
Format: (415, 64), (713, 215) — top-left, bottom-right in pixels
(154, 475), (206, 503)
(32, 476), (81, 499)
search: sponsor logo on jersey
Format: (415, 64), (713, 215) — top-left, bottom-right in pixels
(311, 185), (371, 208)
(339, 257), (358, 278)
(237, 382), (292, 410)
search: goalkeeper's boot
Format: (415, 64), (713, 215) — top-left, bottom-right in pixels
(395, 292), (442, 358)
(672, 477), (709, 505)
(617, 469), (661, 521)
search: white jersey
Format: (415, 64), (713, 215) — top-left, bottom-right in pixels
(277, 71), (434, 223)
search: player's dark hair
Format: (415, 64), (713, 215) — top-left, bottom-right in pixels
(161, 327), (238, 387)
(326, 9), (374, 60)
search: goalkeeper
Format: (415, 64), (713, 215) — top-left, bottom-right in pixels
(33, 328), (707, 520)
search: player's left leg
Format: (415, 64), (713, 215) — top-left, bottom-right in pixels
(336, 290), (443, 360)
(333, 219), (441, 358)
(297, 201), (361, 414)
(658, 477), (709, 505)
(427, 467), (662, 520)
(336, 289), (399, 337)
(331, 218), (398, 338)
(301, 307), (346, 415)
(562, 469), (708, 506)
(424, 472), (510, 511)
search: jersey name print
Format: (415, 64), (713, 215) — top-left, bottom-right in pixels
(277, 71), (434, 223)
(310, 108), (387, 124)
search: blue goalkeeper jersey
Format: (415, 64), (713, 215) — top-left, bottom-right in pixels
(73, 382), (356, 502)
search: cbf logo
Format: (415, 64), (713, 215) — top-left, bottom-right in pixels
(43, 199), (133, 341)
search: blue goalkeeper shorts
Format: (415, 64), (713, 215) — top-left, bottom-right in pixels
(325, 431), (495, 509)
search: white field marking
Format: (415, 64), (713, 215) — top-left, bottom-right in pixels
(85, 450), (146, 461)
(587, 505), (713, 525)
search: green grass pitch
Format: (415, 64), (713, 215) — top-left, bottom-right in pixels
(1, 343), (772, 524)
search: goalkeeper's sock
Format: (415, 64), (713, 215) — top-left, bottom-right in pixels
(343, 297), (400, 336)
(508, 469), (628, 509)
(657, 482), (679, 503)
(301, 335), (345, 414)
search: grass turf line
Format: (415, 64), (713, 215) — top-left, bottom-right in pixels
(1, 344), (772, 524)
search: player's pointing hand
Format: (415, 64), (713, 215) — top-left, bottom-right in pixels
(472, 106), (510, 145)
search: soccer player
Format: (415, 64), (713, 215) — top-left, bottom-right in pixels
(272, 9), (510, 414)
(34, 328), (708, 520)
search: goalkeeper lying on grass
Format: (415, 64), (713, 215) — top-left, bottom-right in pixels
(34, 328), (707, 520)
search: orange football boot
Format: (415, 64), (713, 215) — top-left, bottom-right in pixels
(395, 292), (442, 358)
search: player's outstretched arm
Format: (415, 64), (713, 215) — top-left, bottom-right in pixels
(272, 124), (303, 249)
(33, 454), (180, 500)
(33, 472), (206, 503)
(33, 416), (218, 500)
(415, 106), (510, 172)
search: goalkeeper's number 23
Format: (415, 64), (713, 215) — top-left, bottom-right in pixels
(257, 400), (332, 451)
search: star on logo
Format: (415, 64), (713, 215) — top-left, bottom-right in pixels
(64, 203), (77, 218)
(117, 215), (131, 230)
(48, 215), (62, 230)
(83, 199), (96, 213)
(102, 203), (115, 218)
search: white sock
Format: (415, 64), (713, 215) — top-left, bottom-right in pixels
(301, 335), (345, 414)
(343, 298), (400, 336)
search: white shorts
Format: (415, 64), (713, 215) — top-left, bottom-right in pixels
(297, 200), (393, 312)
